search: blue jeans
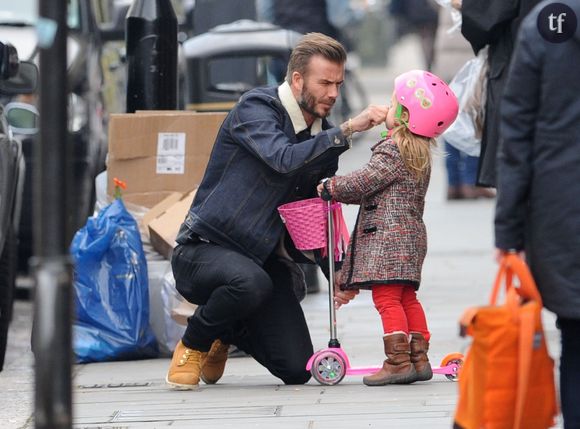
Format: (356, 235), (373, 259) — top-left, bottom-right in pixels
(558, 317), (580, 429)
(171, 240), (313, 385)
(445, 141), (479, 187)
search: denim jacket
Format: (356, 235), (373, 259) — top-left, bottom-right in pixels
(176, 86), (351, 264)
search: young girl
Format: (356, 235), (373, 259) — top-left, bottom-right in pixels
(317, 70), (459, 386)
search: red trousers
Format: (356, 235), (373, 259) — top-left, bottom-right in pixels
(372, 284), (430, 341)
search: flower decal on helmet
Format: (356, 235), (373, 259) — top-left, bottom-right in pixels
(420, 98), (432, 109)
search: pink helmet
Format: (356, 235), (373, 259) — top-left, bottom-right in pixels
(394, 70), (459, 138)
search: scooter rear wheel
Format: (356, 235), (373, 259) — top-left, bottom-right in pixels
(311, 350), (346, 385)
(440, 352), (464, 381)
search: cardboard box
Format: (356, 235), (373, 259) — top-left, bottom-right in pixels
(122, 191), (182, 210)
(147, 189), (197, 259)
(107, 111), (226, 207)
(141, 191), (183, 234)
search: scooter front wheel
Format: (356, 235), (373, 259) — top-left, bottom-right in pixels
(440, 353), (464, 382)
(311, 350), (346, 385)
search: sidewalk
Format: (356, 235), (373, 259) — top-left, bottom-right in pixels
(1, 36), (562, 429)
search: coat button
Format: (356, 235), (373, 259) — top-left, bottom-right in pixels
(334, 136), (341, 145)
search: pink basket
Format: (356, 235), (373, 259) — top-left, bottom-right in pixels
(277, 198), (327, 250)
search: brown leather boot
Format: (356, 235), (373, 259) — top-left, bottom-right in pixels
(200, 339), (230, 384)
(166, 340), (207, 390)
(363, 333), (416, 386)
(410, 333), (433, 382)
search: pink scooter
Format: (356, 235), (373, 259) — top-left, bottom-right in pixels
(306, 200), (463, 386)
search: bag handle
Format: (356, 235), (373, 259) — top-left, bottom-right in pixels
(514, 301), (538, 429)
(493, 254), (544, 429)
(461, 254), (543, 336)
(490, 253), (543, 306)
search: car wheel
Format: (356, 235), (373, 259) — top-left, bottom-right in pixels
(0, 226), (17, 371)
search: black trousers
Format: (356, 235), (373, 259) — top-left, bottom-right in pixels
(171, 241), (313, 385)
(558, 317), (580, 429)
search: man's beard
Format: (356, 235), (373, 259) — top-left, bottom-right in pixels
(298, 85), (331, 119)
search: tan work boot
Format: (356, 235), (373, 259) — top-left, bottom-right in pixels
(200, 339), (230, 384)
(410, 332), (433, 382)
(363, 333), (416, 386)
(166, 340), (207, 390)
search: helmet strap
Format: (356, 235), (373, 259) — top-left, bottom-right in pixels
(395, 103), (409, 128)
(380, 129), (393, 139)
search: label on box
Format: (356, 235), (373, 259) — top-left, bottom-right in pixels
(157, 132), (186, 174)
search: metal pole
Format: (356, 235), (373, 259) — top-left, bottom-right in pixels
(33, 0), (73, 427)
(33, 260), (73, 428)
(326, 200), (340, 347)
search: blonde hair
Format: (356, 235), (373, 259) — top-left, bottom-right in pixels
(286, 33), (347, 83)
(390, 105), (436, 181)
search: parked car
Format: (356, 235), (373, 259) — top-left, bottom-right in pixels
(0, 0), (119, 274)
(0, 41), (38, 371)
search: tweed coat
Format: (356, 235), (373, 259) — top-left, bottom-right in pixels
(327, 138), (429, 290)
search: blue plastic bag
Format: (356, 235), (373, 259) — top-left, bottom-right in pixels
(70, 198), (158, 363)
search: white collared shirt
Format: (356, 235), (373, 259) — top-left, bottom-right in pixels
(277, 81), (323, 136)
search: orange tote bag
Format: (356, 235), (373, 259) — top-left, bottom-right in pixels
(453, 254), (558, 429)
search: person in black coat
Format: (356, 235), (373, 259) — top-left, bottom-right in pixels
(458, 0), (541, 187)
(495, 1), (580, 426)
